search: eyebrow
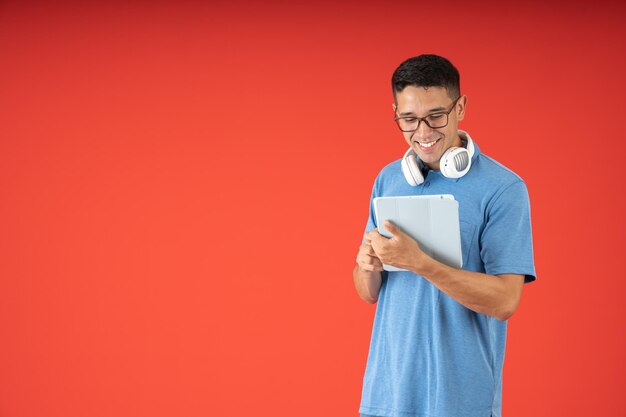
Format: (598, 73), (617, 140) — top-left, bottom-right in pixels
(398, 107), (447, 117)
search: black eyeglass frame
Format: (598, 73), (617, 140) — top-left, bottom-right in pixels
(393, 96), (461, 132)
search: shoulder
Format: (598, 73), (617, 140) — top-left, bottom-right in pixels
(472, 151), (526, 187)
(378, 158), (403, 179)
(371, 158), (404, 191)
(474, 153), (524, 183)
(470, 153), (530, 208)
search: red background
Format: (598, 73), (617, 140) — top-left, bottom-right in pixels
(1, 1), (624, 416)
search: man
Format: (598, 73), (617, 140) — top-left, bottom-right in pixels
(353, 54), (536, 417)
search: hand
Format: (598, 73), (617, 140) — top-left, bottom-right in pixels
(356, 234), (384, 273)
(366, 220), (430, 273)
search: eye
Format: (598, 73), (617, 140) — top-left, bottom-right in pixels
(427, 113), (445, 121)
(403, 118), (417, 123)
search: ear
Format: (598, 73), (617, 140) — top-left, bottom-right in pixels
(392, 102), (397, 112)
(456, 95), (467, 121)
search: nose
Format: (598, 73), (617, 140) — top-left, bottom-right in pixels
(411, 119), (434, 141)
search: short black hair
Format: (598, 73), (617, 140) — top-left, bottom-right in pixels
(392, 54), (460, 100)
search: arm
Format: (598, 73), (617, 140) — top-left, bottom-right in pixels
(353, 238), (384, 304)
(367, 221), (524, 320)
(352, 265), (383, 304)
(419, 260), (524, 321)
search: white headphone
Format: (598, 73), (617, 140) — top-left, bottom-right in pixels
(401, 130), (475, 186)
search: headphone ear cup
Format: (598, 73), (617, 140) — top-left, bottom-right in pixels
(440, 146), (472, 179)
(401, 149), (424, 186)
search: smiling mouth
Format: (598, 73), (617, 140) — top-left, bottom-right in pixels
(415, 138), (441, 149)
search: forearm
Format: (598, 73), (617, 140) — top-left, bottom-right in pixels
(415, 258), (522, 320)
(352, 264), (382, 304)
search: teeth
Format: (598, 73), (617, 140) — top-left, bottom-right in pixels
(419, 140), (438, 148)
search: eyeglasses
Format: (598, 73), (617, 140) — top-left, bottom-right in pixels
(394, 96), (461, 132)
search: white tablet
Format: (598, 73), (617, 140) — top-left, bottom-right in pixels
(373, 195), (463, 272)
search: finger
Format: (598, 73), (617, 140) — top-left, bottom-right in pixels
(364, 252), (380, 261)
(360, 262), (384, 272)
(369, 254), (383, 267)
(368, 228), (386, 243)
(367, 265), (383, 272)
(365, 229), (378, 240)
(383, 219), (405, 238)
(359, 243), (379, 259)
(357, 247), (383, 264)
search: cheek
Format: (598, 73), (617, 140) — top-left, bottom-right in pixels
(402, 132), (412, 144)
(439, 127), (455, 141)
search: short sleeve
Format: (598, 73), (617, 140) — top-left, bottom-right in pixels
(480, 180), (536, 283)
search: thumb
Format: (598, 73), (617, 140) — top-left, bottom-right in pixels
(384, 219), (403, 237)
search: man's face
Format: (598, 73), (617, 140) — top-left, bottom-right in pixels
(393, 86), (466, 171)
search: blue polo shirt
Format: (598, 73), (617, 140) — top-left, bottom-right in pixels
(359, 136), (536, 417)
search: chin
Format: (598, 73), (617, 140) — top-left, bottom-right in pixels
(415, 150), (438, 162)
